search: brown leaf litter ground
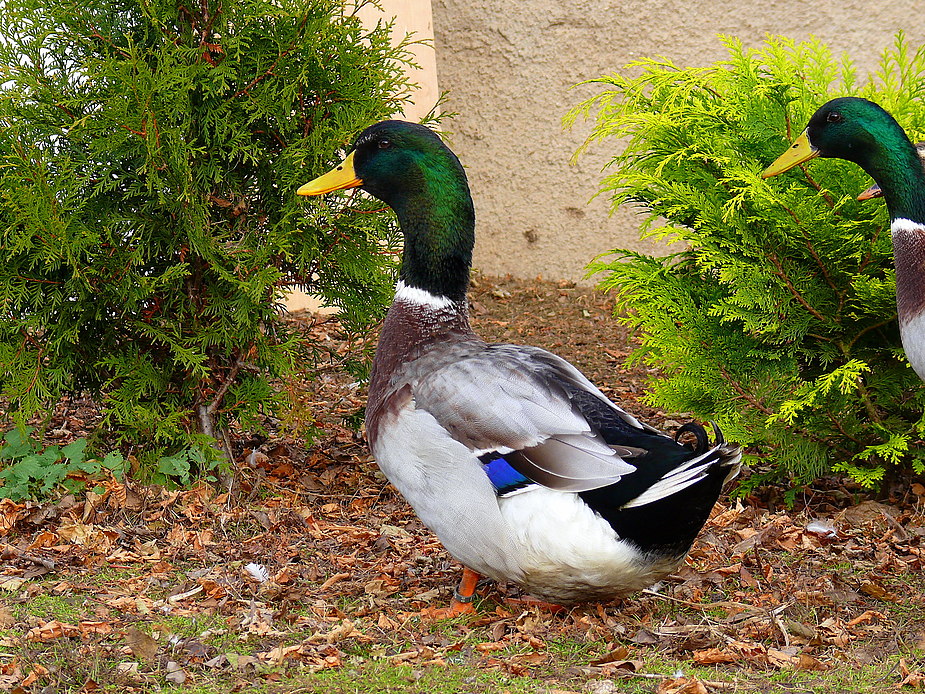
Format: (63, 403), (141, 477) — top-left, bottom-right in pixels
(2, 274), (925, 693)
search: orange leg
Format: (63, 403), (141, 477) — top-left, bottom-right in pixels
(421, 567), (480, 618)
(451, 566), (480, 612)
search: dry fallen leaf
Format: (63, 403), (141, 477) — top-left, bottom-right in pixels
(629, 628), (659, 644)
(27, 620), (80, 641)
(600, 660), (643, 675)
(795, 653), (828, 671)
(204, 654), (227, 668)
(0, 577), (26, 592)
(0, 607), (15, 628)
(859, 581), (898, 602)
(692, 647), (737, 665)
(656, 676), (709, 694)
(767, 647), (801, 668)
(838, 501), (899, 529)
(898, 657), (925, 688)
(20, 664), (48, 687)
(230, 654), (260, 670)
(115, 662), (140, 677)
(846, 610), (885, 627)
(590, 645), (630, 665)
(164, 661), (187, 685)
(124, 626), (158, 662)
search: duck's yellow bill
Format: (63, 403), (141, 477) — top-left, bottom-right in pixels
(297, 151), (362, 196)
(761, 131), (819, 178)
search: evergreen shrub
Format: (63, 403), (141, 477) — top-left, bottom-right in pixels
(568, 34), (925, 490)
(0, 0), (411, 476)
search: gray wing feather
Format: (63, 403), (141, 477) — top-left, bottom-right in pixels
(409, 343), (638, 489)
(506, 436), (644, 492)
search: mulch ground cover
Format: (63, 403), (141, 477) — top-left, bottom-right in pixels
(1, 274), (924, 693)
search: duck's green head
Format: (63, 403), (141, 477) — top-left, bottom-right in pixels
(299, 120), (475, 301)
(763, 97), (925, 221)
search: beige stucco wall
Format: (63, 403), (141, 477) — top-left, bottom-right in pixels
(430, 0), (925, 282)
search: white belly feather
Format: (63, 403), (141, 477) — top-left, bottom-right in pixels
(372, 407), (680, 603)
(371, 407), (525, 582)
(499, 488), (683, 602)
(900, 312), (925, 381)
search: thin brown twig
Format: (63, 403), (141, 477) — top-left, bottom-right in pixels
(771, 202), (843, 317)
(801, 169), (836, 209)
(15, 276), (61, 285)
(845, 318), (896, 352)
(2, 543), (56, 571)
(831, 340), (883, 425)
(207, 357), (246, 418)
(823, 411), (868, 447)
(767, 252), (827, 323)
(803, 238), (841, 305)
(717, 365), (774, 415)
(232, 49), (292, 98)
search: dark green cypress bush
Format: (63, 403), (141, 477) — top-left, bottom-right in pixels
(0, 0), (411, 473)
(568, 34), (925, 490)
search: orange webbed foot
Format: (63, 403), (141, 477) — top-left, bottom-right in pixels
(419, 566), (480, 619)
(420, 598), (477, 619)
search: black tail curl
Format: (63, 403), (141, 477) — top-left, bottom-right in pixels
(674, 421), (709, 454)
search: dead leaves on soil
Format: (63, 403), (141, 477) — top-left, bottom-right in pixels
(2, 279), (925, 691)
(2, 469), (922, 691)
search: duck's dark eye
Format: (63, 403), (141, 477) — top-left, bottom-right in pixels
(826, 112), (843, 124)
(378, 139), (392, 149)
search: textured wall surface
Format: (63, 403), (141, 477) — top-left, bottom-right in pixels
(429, 0), (925, 281)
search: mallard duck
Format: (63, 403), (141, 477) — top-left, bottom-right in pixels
(857, 141), (925, 201)
(298, 120), (742, 612)
(762, 97), (925, 382)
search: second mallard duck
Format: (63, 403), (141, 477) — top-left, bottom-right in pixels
(299, 121), (742, 610)
(857, 142), (925, 201)
(763, 97), (925, 382)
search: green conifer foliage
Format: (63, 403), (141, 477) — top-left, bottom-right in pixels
(569, 35), (925, 489)
(0, 0), (411, 464)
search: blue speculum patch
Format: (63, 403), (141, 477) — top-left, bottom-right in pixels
(480, 454), (532, 496)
